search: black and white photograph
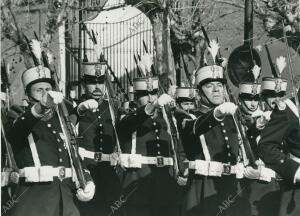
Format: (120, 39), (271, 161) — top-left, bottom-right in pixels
(1, 0), (300, 215)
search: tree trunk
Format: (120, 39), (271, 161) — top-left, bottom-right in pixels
(150, 9), (176, 91)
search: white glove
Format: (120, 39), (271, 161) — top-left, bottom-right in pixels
(76, 181), (95, 202)
(251, 109), (264, 118)
(153, 94), (174, 107)
(41, 91), (64, 108)
(244, 166), (262, 180)
(78, 99), (98, 112)
(214, 102), (237, 119)
(177, 168), (189, 186)
(252, 110), (271, 129)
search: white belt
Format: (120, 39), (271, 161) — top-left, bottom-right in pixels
(188, 160), (245, 179)
(120, 154), (173, 168)
(18, 166), (73, 182)
(78, 147), (117, 166)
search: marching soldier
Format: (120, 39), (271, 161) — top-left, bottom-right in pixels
(117, 76), (187, 216)
(6, 66), (95, 216)
(177, 59), (253, 215)
(176, 87), (197, 115)
(237, 71), (281, 216)
(75, 62), (122, 216)
(258, 59), (300, 216)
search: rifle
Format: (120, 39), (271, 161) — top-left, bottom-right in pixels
(265, 44), (278, 78)
(125, 67), (133, 86)
(1, 120), (18, 172)
(103, 60), (123, 159)
(201, 26), (257, 168)
(42, 51), (87, 189)
(180, 51), (192, 86)
(1, 60), (10, 109)
(282, 21), (300, 122)
(106, 64), (129, 101)
(142, 42), (181, 179)
(24, 35), (39, 66)
(133, 54), (143, 77)
(86, 31), (123, 163)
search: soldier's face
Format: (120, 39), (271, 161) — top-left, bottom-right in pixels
(136, 90), (158, 106)
(29, 82), (52, 102)
(85, 83), (105, 100)
(201, 81), (224, 105)
(242, 99), (259, 112)
(180, 101), (195, 111)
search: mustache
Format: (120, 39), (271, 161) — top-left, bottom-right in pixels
(92, 89), (103, 96)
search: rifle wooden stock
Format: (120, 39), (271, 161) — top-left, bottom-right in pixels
(1, 118), (18, 172)
(157, 81), (180, 178)
(103, 67), (122, 155)
(225, 86), (257, 168)
(45, 51), (86, 188)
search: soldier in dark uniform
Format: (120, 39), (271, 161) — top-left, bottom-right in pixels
(177, 64), (252, 216)
(258, 75), (300, 216)
(6, 66), (95, 216)
(176, 87), (198, 116)
(237, 77), (281, 216)
(75, 61), (122, 216)
(118, 76), (187, 216)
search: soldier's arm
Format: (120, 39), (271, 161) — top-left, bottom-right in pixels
(179, 109), (221, 136)
(258, 107), (299, 184)
(6, 104), (42, 150)
(117, 104), (151, 136)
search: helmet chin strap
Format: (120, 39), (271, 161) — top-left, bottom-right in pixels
(27, 95), (40, 105)
(239, 99), (258, 115)
(263, 98), (273, 111)
(198, 87), (221, 109)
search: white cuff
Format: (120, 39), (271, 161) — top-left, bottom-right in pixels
(213, 108), (225, 121)
(31, 104), (44, 118)
(293, 166), (300, 184)
(145, 103), (155, 116)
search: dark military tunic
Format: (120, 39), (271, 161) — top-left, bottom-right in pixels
(258, 101), (300, 216)
(118, 105), (186, 216)
(76, 99), (121, 216)
(177, 108), (251, 216)
(241, 113), (280, 216)
(6, 105), (86, 216)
